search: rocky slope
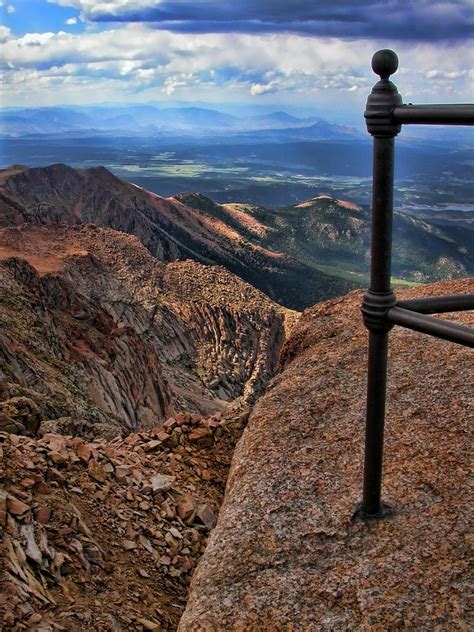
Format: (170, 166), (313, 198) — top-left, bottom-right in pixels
(179, 278), (473, 630)
(2, 164), (471, 310)
(0, 164), (354, 310)
(0, 224), (294, 437)
(0, 409), (249, 630)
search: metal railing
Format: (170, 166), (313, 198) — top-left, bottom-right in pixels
(358, 49), (474, 519)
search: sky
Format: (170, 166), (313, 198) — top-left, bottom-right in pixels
(0, 0), (472, 118)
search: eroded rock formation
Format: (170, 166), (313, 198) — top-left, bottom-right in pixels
(0, 224), (294, 435)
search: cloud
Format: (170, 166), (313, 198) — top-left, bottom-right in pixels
(47, 1), (473, 41)
(250, 81), (279, 96)
(163, 73), (198, 96)
(0, 2), (16, 12)
(65, 17), (77, 25)
(1, 22), (472, 107)
(426, 68), (467, 80)
(0, 25), (11, 43)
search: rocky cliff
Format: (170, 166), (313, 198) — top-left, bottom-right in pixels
(0, 224), (294, 436)
(0, 161), (472, 630)
(179, 278), (473, 630)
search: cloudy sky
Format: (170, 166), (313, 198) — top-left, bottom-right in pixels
(1, 0), (472, 116)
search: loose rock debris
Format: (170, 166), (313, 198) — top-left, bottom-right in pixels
(0, 410), (247, 630)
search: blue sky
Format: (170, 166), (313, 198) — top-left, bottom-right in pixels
(0, 1), (472, 116)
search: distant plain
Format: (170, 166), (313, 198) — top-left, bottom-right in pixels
(1, 105), (473, 225)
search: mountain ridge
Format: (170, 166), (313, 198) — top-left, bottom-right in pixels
(0, 106), (361, 139)
(1, 164), (472, 310)
(0, 164), (358, 310)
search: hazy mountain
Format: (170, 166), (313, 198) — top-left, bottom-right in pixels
(240, 111), (324, 129)
(0, 105), (359, 139)
(0, 108), (97, 136)
(236, 120), (366, 141)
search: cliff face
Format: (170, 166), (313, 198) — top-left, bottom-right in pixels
(0, 224), (292, 436)
(179, 278), (473, 631)
(0, 255), (173, 435)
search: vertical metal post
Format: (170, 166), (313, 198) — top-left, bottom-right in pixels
(360, 50), (402, 518)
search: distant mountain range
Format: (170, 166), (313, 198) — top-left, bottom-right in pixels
(0, 105), (361, 140)
(0, 164), (472, 310)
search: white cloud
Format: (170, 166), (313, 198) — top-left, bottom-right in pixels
(48, 0), (158, 18)
(0, 25), (11, 43)
(0, 24), (472, 107)
(65, 17), (77, 25)
(250, 82), (276, 96)
(163, 75), (185, 96)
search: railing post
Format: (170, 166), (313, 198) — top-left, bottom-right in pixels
(359, 50), (402, 518)
(356, 50), (473, 519)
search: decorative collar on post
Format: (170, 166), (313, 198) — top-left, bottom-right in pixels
(365, 49), (403, 138)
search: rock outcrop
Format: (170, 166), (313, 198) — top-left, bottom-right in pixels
(0, 224), (294, 435)
(179, 279), (473, 630)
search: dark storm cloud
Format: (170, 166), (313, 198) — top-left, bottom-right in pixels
(90, 0), (473, 41)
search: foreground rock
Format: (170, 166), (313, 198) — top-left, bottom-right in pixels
(0, 410), (248, 629)
(180, 279), (473, 630)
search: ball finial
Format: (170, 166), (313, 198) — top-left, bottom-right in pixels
(371, 49), (399, 80)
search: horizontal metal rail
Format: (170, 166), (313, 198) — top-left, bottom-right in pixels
(397, 294), (474, 314)
(387, 306), (474, 347)
(392, 104), (474, 125)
